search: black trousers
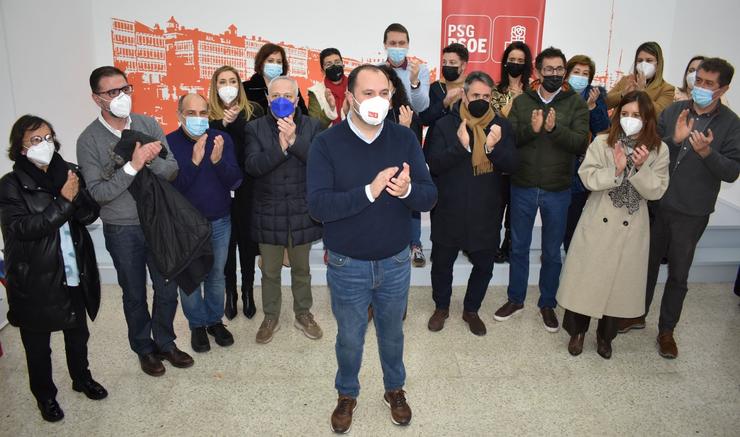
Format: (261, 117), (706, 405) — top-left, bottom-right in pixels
(563, 191), (588, 252)
(19, 287), (91, 402)
(645, 206), (709, 331)
(224, 203), (259, 297)
(431, 243), (496, 313)
(563, 309), (618, 341)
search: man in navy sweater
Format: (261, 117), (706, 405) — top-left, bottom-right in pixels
(167, 94), (242, 353)
(307, 65), (437, 433)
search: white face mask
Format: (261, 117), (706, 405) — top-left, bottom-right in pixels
(218, 85), (239, 104)
(636, 61), (656, 79)
(620, 116), (643, 137)
(26, 140), (55, 167)
(353, 95), (390, 126)
(109, 92), (132, 118)
(686, 71), (697, 89)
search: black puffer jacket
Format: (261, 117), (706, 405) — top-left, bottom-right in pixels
(0, 159), (101, 332)
(244, 111), (322, 246)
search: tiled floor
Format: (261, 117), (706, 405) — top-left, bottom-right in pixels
(1, 283), (738, 436)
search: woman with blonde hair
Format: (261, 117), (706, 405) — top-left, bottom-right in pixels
(607, 42), (675, 115)
(557, 91), (669, 359)
(208, 65), (264, 320)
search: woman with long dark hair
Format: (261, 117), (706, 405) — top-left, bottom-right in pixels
(557, 91), (669, 359)
(0, 115), (105, 422)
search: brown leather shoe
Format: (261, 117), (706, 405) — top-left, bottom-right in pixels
(139, 353), (165, 377)
(493, 301), (523, 321)
(617, 316), (646, 334)
(568, 333), (585, 356)
(156, 347), (194, 368)
(427, 309), (449, 332)
(596, 334), (612, 359)
(540, 308), (560, 333)
(383, 389), (412, 426)
(462, 311), (487, 336)
(330, 395), (357, 434)
(657, 330), (678, 359)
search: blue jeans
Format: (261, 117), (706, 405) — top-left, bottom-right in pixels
(179, 216), (231, 329)
(410, 211), (422, 247)
(327, 248), (410, 398)
(103, 224), (179, 356)
(507, 185), (570, 309)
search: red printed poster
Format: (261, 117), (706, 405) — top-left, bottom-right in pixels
(441, 0), (546, 82)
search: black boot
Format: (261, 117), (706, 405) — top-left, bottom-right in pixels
(224, 288), (238, 320)
(243, 286), (256, 319)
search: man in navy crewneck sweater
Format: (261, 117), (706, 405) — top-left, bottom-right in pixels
(307, 65), (436, 433)
(167, 94), (242, 353)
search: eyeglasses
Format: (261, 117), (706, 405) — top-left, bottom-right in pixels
(25, 134), (54, 147)
(95, 84), (134, 99)
(542, 66), (566, 75)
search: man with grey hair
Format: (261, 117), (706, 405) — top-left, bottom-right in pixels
(245, 76), (324, 344)
(425, 71), (518, 336)
(166, 93), (242, 353)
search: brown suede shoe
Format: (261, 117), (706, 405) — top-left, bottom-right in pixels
(330, 395), (357, 434)
(617, 316), (646, 334)
(568, 333), (585, 356)
(462, 311), (487, 336)
(493, 301), (524, 321)
(427, 309), (449, 332)
(596, 334), (612, 359)
(383, 389), (412, 426)
(657, 330), (678, 359)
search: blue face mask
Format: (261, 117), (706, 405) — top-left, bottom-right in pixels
(691, 86), (715, 108)
(386, 47), (408, 65)
(263, 63), (283, 81)
(568, 75), (589, 93)
(270, 97), (295, 118)
(185, 116), (208, 137)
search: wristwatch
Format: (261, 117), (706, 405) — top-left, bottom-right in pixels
(410, 81), (420, 89)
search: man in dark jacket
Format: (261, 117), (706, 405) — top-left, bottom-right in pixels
(426, 71), (518, 336)
(77, 66), (193, 377)
(492, 47), (589, 333)
(419, 43), (469, 140)
(245, 76), (323, 345)
(618, 58), (740, 359)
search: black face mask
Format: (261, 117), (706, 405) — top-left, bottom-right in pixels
(325, 64), (344, 82)
(442, 65), (461, 82)
(542, 75), (564, 93)
(467, 99), (490, 118)
(505, 62), (526, 78)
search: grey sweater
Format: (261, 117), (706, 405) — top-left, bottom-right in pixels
(76, 113), (179, 225)
(657, 100), (740, 216)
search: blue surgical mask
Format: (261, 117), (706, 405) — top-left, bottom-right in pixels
(386, 47), (408, 65)
(568, 75), (589, 93)
(263, 63), (283, 81)
(270, 97), (295, 118)
(185, 116), (209, 137)
(691, 86), (715, 108)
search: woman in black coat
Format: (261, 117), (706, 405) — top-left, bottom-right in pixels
(208, 65), (265, 320)
(0, 115), (106, 422)
(242, 43), (308, 115)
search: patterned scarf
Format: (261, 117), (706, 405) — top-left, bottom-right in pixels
(608, 133), (642, 215)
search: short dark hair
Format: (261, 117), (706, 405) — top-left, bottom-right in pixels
(378, 65), (410, 108)
(319, 48), (343, 69)
(8, 115), (61, 161)
(498, 41), (533, 92)
(383, 23), (409, 44)
(442, 43), (469, 63)
(89, 66), (126, 92)
(535, 46), (566, 71)
(698, 57), (735, 88)
(347, 64), (389, 93)
(254, 43), (289, 77)
(464, 71), (495, 94)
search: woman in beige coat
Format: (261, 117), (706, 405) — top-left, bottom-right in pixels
(557, 91), (669, 359)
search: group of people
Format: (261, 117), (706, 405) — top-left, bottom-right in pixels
(1, 22), (738, 433)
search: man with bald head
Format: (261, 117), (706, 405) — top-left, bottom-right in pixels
(245, 76), (323, 345)
(167, 93), (242, 353)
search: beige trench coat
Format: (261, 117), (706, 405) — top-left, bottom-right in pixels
(557, 135), (670, 319)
